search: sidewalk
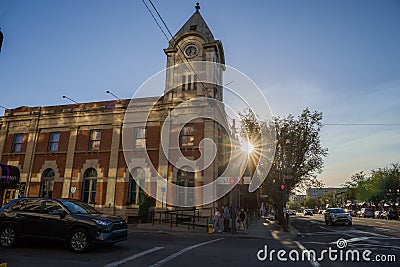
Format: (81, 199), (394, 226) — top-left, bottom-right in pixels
(127, 216), (298, 240)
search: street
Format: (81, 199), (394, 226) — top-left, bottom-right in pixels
(1, 215), (400, 266)
(291, 214), (400, 266)
(0, 229), (303, 267)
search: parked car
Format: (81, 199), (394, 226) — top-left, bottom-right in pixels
(324, 208), (352, 226)
(0, 198), (128, 253)
(289, 210), (297, 215)
(360, 208), (375, 218)
(386, 210), (399, 220)
(317, 209), (325, 214)
(303, 209), (313, 216)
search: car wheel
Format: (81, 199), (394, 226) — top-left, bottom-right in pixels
(69, 229), (90, 253)
(348, 222), (352, 226)
(325, 220), (329, 225)
(0, 225), (17, 248)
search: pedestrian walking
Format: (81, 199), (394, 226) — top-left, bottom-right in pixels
(223, 205), (231, 232)
(238, 208), (247, 233)
(213, 208), (222, 233)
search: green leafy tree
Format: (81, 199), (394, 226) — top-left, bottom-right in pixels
(342, 163), (400, 208)
(303, 197), (321, 209)
(239, 108), (328, 229)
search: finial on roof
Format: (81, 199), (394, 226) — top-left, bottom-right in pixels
(195, 3), (200, 13)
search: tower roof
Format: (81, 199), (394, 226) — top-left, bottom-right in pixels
(173, 3), (215, 42)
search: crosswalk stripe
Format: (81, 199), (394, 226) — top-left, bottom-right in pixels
(104, 246), (164, 267)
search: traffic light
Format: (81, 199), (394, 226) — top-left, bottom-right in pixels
(280, 184), (285, 190)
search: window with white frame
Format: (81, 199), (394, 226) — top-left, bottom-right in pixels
(48, 132), (60, 152)
(89, 130), (101, 150)
(12, 134), (23, 153)
(134, 127), (146, 149)
(180, 124), (194, 148)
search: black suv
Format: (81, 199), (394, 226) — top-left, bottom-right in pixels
(0, 198), (127, 253)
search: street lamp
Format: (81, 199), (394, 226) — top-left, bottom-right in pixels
(106, 90), (121, 100)
(62, 95), (79, 104)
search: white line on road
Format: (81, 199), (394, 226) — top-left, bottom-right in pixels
(104, 246), (164, 267)
(149, 238), (224, 267)
(294, 241), (321, 267)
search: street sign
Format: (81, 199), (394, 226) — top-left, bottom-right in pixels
(71, 186), (76, 195)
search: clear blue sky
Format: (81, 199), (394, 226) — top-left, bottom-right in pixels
(1, 0), (399, 187)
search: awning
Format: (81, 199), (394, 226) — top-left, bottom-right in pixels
(0, 164), (20, 184)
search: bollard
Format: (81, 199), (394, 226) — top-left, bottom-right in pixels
(208, 218), (214, 234)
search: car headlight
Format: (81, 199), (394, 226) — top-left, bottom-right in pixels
(94, 219), (110, 226)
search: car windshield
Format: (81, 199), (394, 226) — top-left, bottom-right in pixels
(330, 208), (346, 213)
(61, 200), (100, 214)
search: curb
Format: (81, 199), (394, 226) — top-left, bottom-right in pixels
(128, 228), (266, 240)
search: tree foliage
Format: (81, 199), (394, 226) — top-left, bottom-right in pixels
(239, 108), (328, 213)
(345, 164), (400, 207)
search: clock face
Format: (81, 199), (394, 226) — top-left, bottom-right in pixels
(184, 45), (198, 57)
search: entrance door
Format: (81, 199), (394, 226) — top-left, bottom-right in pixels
(177, 166), (195, 206)
(40, 169), (55, 198)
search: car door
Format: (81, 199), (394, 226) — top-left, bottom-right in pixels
(40, 200), (70, 240)
(14, 199), (46, 238)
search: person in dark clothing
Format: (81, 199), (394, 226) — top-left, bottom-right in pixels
(222, 205), (231, 232)
(238, 208), (247, 233)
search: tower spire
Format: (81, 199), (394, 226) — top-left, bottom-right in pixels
(195, 3), (200, 13)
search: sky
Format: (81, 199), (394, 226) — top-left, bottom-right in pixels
(0, 0), (399, 188)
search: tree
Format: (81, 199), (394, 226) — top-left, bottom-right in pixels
(342, 163), (400, 208)
(239, 108), (328, 230)
(303, 197), (321, 209)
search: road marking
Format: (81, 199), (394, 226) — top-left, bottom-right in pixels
(294, 241), (321, 267)
(104, 246), (164, 267)
(149, 238), (224, 267)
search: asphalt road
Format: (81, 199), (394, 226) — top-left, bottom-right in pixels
(0, 230), (306, 267)
(291, 214), (400, 267)
(3, 215), (399, 267)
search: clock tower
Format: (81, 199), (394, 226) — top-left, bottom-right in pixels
(153, 4), (229, 208)
(163, 3), (225, 102)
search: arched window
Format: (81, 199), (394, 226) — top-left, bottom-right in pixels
(128, 167), (145, 205)
(82, 168), (97, 204)
(40, 168), (55, 198)
(177, 166), (194, 206)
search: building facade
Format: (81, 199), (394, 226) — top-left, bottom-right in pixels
(306, 187), (342, 199)
(0, 7), (234, 217)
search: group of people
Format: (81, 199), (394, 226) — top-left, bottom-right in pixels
(213, 205), (247, 234)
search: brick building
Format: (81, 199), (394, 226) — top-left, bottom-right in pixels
(0, 6), (235, 217)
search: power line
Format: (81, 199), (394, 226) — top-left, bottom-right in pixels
(145, 0), (213, 97)
(142, 0), (169, 41)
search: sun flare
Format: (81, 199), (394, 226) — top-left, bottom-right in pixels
(241, 141), (254, 153)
